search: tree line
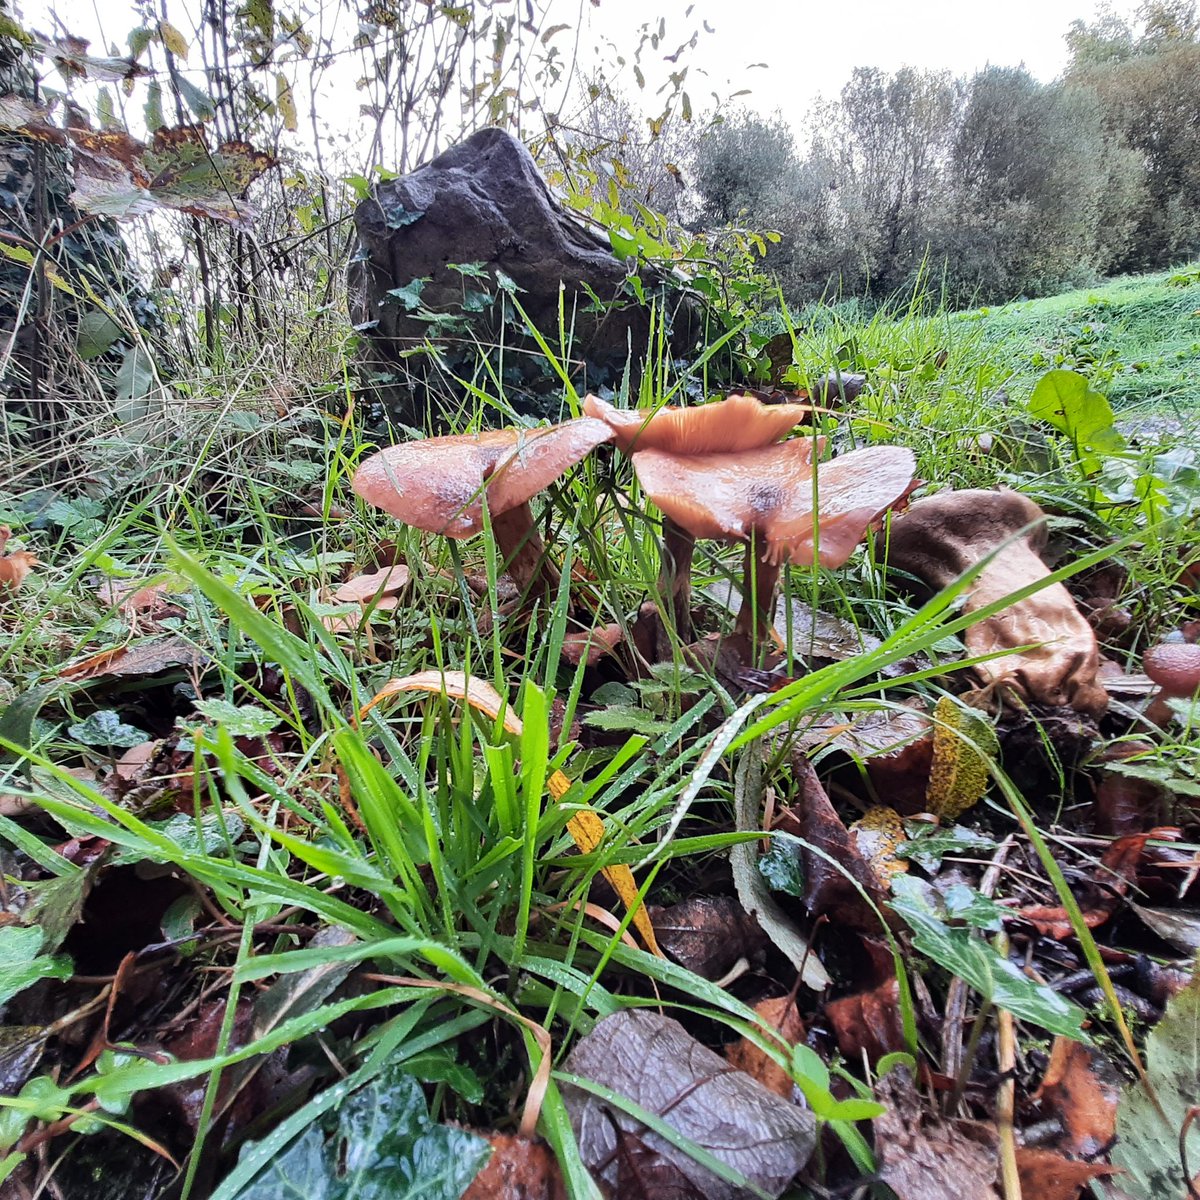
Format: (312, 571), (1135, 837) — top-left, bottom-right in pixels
(570, 0), (1200, 308)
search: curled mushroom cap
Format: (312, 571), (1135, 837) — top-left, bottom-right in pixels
(1143, 643), (1200, 694)
(633, 441), (916, 569)
(583, 392), (809, 455)
(352, 418), (614, 537)
(881, 488), (1108, 716)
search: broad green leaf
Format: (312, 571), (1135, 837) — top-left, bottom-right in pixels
(1028, 369), (1126, 468)
(228, 1066), (489, 1199)
(0, 927), (71, 1008)
(890, 878), (1086, 1039)
(76, 310), (124, 359)
(1113, 974), (1200, 1199)
(68, 709), (147, 749)
(191, 699), (281, 738)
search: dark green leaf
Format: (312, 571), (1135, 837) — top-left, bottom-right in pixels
(0, 927), (72, 1007)
(68, 710), (148, 749)
(757, 843), (805, 898)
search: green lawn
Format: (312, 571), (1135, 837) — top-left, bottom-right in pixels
(956, 262), (1200, 415)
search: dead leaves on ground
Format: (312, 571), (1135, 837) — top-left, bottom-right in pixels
(0, 526), (38, 594)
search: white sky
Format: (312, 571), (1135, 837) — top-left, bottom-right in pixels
(20, 0), (1139, 153)
(584, 0), (1131, 125)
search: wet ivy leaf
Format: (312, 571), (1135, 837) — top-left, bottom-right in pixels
(898, 823), (995, 873)
(758, 843), (805, 898)
(890, 876), (1086, 1039)
(191, 700), (281, 738)
(68, 710), (149, 749)
(229, 1065), (489, 1199)
(0, 927), (72, 1007)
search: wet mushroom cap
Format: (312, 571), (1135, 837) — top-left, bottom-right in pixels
(632, 442), (916, 569)
(352, 418), (614, 537)
(1143, 643), (1200, 695)
(583, 392), (810, 455)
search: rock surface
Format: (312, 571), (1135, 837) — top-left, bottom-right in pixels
(348, 128), (703, 427)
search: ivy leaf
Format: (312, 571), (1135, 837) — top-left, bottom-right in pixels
(758, 843), (805, 898)
(191, 699), (281, 738)
(890, 876), (1086, 1039)
(386, 278), (427, 311)
(229, 1066), (490, 1199)
(1113, 975), (1200, 1199)
(68, 709), (149, 749)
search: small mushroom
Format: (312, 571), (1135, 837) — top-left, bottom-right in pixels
(352, 418), (614, 600)
(1142, 643), (1200, 724)
(583, 392), (811, 642)
(633, 440), (916, 653)
(880, 489), (1108, 716)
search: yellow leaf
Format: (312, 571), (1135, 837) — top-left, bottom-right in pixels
(359, 669), (521, 734)
(549, 770), (662, 957)
(925, 695), (997, 820)
(158, 19), (188, 59)
(849, 805), (908, 887)
(276, 72), (297, 132)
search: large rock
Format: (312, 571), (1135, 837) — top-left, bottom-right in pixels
(348, 128), (705, 427)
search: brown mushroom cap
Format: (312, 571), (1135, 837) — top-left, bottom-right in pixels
(352, 418), (614, 536)
(1143, 643), (1200, 695)
(583, 392), (810, 455)
(632, 442), (916, 569)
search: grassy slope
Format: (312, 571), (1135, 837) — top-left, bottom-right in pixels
(955, 262), (1200, 416)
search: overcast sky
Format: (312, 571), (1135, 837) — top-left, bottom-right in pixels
(584, 0), (1130, 125)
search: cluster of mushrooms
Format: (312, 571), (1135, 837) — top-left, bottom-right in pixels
(352, 392), (916, 668)
(352, 390), (1191, 719)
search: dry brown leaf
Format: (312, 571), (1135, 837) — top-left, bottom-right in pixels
(360, 670), (521, 733)
(724, 995), (805, 1098)
(112, 740), (160, 783)
(560, 622), (623, 666)
(59, 636), (208, 680)
(322, 594), (401, 632)
(459, 1133), (566, 1200)
(0, 526), (38, 594)
(647, 896), (766, 979)
(1034, 1038), (1119, 1157)
(331, 564), (411, 603)
(1013, 1147), (1117, 1199)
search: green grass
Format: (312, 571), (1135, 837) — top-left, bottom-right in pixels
(956, 261), (1200, 416)
(0, 264), (1198, 1198)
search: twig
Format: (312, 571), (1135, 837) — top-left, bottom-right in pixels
(996, 932), (1021, 1200)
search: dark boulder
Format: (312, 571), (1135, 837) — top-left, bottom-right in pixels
(348, 128), (706, 428)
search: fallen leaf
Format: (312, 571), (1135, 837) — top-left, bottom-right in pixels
(873, 1067), (1000, 1200)
(849, 806), (908, 887)
(926, 696), (997, 821)
(1113, 971), (1200, 1199)
(59, 636), (208, 680)
(0, 526), (38, 593)
(331, 564), (410, 603)
(725, 996), (805, 1098)
(322, 594), (401, 632)
(647, 896), (766, 979)
(96, 579), (185, 627)
(360, 670), (521, 733)
(561, 622), (624, 666)
(562, 1010), (814, 1200)
(459, 1133), (566, 1200)
(1132, 903), (1200, 955)
(825, 977), (907, 1066)
(1020, 829), (1167, 940)
(1034, 1038), (1119, 1157)
(1014, 1147), (1117, 1199)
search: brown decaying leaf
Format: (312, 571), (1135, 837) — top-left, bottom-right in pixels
(459, 1133), (566, 1200)
(724, 996), (805, 1099)
(96, 580), (185, 629)
(873, 1068), (1000, 1200)
(360, 670), (522, 733)
(1033, 1038), (1119, 1157)
(825, 976), (908, 1066)
(1020, 829), (1170, 940)
(774, 758), (892, 932)
(1013, 1147), (1117, 1200)
(848, 806), (908, 888)
(560, 621), (624, 666)
(562, 1010), (814, 1200)
(32, 34), (150, 81)
(59, 636), (208, 680)
(647, 896), (766, 980)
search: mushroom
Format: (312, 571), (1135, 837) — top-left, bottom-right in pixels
(632, 439), (916, 654)
(583, 392), (811, 643)
(1142, 642), (1200, 725)
(879, 489), (1109, 716)
(352, 418), (614, 601)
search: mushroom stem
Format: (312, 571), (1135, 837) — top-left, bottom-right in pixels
(733, 542), (782, 651)
(491, 502), (561, 601)
(658, 517), (696, 643)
